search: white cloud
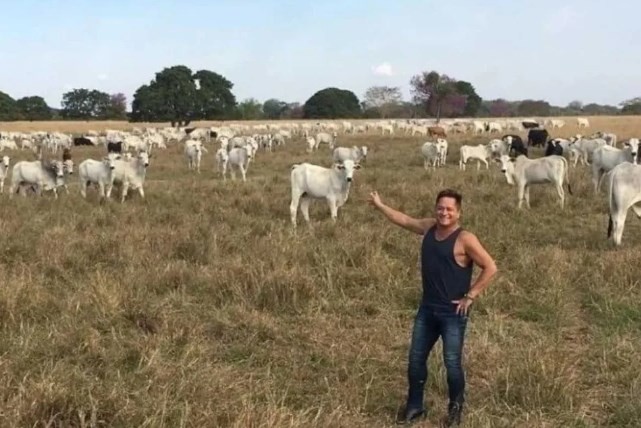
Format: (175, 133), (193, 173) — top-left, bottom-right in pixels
(371, 62), (394, 77)
(97, 73), (109, 81)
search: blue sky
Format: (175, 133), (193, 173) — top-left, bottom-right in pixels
(1, 0), (639, 109)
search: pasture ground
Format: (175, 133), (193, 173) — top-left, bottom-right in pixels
(0, 116), (640, 427)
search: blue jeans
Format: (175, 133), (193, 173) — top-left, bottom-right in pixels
(406, 304), (468, 411)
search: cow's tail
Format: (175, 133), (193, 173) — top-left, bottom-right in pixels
(561, 157), (573, 195)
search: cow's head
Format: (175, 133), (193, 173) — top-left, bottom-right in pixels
(624, 138), (640, 161)
(103, 154), (118, 170)
(138, 150), (150, 167)
(50, 160), (65, 178)
(63, 158), (74, 175)
(1, 155), (9, 168)
(335, 159), (361, 182)
(360, 146), (368, 159)
(496, 155), (515, 184)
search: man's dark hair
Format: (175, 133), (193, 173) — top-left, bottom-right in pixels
(435, 188), (462, 208)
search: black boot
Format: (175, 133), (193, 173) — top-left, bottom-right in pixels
(445, 402), (463, 427)
(395, 407), (426, 425)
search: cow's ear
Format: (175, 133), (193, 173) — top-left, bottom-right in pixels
(354, 164), (361, 170)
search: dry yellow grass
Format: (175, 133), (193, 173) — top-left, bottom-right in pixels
(0, 116), (640, 427)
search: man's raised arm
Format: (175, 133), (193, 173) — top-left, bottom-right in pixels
(367, 191), (434, 235)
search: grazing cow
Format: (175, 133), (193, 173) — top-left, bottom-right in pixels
(78, 154), (118, 200)
(489, 139), (510, 157)
(522, 121), (540, 129)
(225, 147), (252, 182)
(428, 126), (447, 138)
(545, 140), (564, 157)
(107, 141), (123, 154)
(590, 131), (617, 147)
(0, 155), (10, 193)
(503, 135), (528, 157)
(572, 138), (607, 166)
(527, 129), (549, 147)
(333, 146), (367, 164)
(9, 160), (66, 199)
(106, 151), (150, 203)
(591, 138), (639, 193)
(73, 137), (95, 146)
(485, 122), (502, 133)
(606, 162), (641, 246)
(436, 138), (448, 166)
(497, 155), (572, 209)
(459, 144), (491, 170)
(577, 117), (590, 128)
(289, 159), (361, 227)
(315, 132), (337, 150)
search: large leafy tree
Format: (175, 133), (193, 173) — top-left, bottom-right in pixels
(61, 89), (111, 119)
(262, 98), (288, 119)
(0, 91), (18, 121)
(363, 86), (403, 118)
(410, 71), (457, 122)
(16, 96), (52, 120)
(236, 98), (264, 120)
(131, 65), (237, 126)
(303, 87), (361, 119)
(454, 81), (482, 117)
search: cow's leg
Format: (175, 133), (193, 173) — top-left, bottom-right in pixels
(290, 192), (301, 228)
(230, 165), (236, 181)
(80, 179), (88, 198)
(98, 182), (105, 200)
(300, 197), (312, 226)
(612, 208), (628, 246)
(328, 197), (339, 222)
(121, 181), (129, 203)
(239, 164), (247, 182)
(556, 181), (565, 209)
(476, 160), (481, 171)
(523, 185), (531, 209)
(517, 184), (526, 209)
(483, 158), (489, 169)
(424, 158), (428, 170)
(138, 185), (145, 199)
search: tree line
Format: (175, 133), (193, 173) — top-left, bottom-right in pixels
(1, 64), (641, 124)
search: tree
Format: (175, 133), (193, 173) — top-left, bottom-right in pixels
(61, 89), (111, 119)
(106, 93), (127, 120)
(363, 86), (403, 118)
(281, 102), (304, 119)
(131, 65), (236, 125)
(567, 100), (583, 111)
(621, 102), (641, 115)
(0, 91), (18, 121)
(263, 98), (288, 119)
(303, 87), (361, 119)
(410, 71), (457, 122)
(454, 81), (482, 116)
(193, 69), (237, 120)
(486, 99), (512, 117)
(16, 96), (51, 120)
(516, 99), (551, 116)
(236, 98), (263, 120)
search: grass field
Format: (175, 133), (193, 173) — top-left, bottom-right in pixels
(0, 116), (640, 427)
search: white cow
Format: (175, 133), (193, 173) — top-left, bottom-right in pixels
(306, 137), (316, 153)
(78, 154), (118, 200)
(459, 144), (491, 170)
(215, 148), (229, 179)
(436, 138), (448, 166)
(185, 141), (207, 173)
(421, 142), (440, 170)
(572, 138), (607, 166)
(106, 151), (150, 203)
(225, 147), (251, 182)
(9, 160), (65, 199)
(0, 155), (10, 193)
(497, 154), (571, 209)
(489, 139), (510, 157)
(332, 146), (367, 163)
(606, 162), (641, 246)
(577, 117), (590, 128)
(591, 139), (639, 193)
(315, 132), (337, 150)
(289, 159), (361, 227)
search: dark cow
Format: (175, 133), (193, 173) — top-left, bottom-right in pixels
(184, 127), (196, 135)
(502, 134), (528, 157)
(527, 129), (549, 147)
(73, 137), (94, 146)
(107, 141), (123, 154)
(209, 130), (218, 139)
(522, 121), (540, 129)
(545, 140), (564, 157)
(428, 126), (447, 138)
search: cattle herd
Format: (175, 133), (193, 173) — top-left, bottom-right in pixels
(0, 115), (640, 245)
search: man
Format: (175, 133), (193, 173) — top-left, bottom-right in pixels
(368, 188), (497, 426)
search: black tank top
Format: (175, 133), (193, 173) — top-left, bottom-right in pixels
(420, 226), (474, 312)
